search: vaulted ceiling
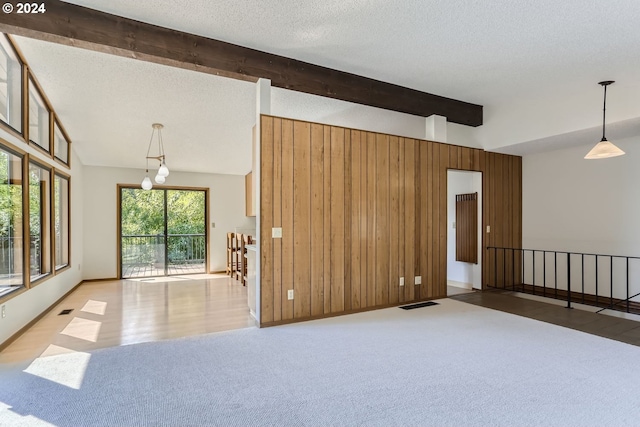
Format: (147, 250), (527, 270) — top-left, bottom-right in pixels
(3, 0), (640, 174)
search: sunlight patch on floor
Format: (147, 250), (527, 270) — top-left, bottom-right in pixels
(24, 351), (91, 390)
(80, 300), (108, 315)
(59, 317), (102, 342)
(39, 344), (78, 358)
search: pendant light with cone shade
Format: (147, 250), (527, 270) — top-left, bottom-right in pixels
(584, 81), (625, 159)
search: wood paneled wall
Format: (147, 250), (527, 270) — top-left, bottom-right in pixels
(260, 115), (521, 325)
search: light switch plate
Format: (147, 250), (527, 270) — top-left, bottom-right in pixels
(486, 225), (491, 233)
(272, 227), (283, 238)
(287, 289), (294, 300)
(452, 222), (456, 229)
(400, 277), (405, 286)
(415, 276), (422, 285)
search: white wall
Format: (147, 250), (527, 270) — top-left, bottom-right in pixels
(0, 137), (83, 345)
(523, 135), (639, 255)
(271, 87), (482, 148)
(82, 166), (255, 280)
(446, 170), (482, 289)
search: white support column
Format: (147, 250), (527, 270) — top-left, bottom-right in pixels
(257, 78), (271, 117)
(254, 78), (271, 326)
(425, 114), (447, 143)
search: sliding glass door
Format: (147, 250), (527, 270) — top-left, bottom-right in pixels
(120, 187), (207, 278)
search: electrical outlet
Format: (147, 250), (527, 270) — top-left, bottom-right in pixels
(1, 305), (5, 319)
(287, 289), (294, 300)
(211, 222), (215, 228)
(415, 276), (422, 285)
(272, 227), (283, 238)
(399, 277), (405, 286)
(486, 225), (491, 233)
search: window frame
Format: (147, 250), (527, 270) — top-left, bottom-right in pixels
(0, 34), (24, 138)
(26, 157), (53, 287)
(53, 170), (70, 273)
(0, 139), (27, 301)
(26, 72), (52, 155)
(53, 117), (71, 167)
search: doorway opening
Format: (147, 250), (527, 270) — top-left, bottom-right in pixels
(446, 170), (482, 296)
(118, 186), (208, 278)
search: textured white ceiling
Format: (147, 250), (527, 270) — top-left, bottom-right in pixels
(11, 0), (640, 173)
(15, 36), (256, 174)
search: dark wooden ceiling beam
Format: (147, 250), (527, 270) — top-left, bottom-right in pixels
(0, 0), (483, 126)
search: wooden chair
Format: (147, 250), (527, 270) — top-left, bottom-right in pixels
(234, 233), (243, 281)
(226, 232), (235, 275)
(240, 235), (253, 286)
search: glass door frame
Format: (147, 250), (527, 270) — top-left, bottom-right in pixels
(117, 184), (209, 279)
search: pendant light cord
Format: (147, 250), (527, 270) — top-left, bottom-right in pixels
(602, 84), (607, 141)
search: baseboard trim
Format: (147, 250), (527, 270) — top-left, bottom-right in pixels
(0, 279), (84, 352)
(259, 296), (445, 328)
(82, 277), (119, 283)
(447, 280), (473, 290)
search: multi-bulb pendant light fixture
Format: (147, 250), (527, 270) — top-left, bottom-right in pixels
(141, 123), (170, 190)
(584, 81), (625, 160)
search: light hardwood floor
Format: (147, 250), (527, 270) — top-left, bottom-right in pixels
(0, 274), (255, 366)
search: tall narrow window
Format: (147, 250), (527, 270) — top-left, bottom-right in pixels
(54, 173), (69, 270)
(0, 35), (22, 133)
(29, 161), (51, 281)
(54, 120), (70, 165)
(28, 77), (50, 152)
(0, 144), (23, 295)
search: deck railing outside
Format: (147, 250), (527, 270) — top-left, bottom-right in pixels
(0, 235), (43, 283)
(121, 233), (206, 277)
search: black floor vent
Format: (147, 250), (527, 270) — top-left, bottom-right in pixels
(58, 309), (73, 315)
(399, 301), (439, 310)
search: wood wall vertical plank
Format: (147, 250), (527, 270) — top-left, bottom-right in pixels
(426, 141), (434, 298)
(431, 143), (440, 297)
(351, 130), (362, 309)
(281, 119), (295, 320)
(419, 141), (430, 298)
(449, 145), (459, 170)
(376, 134), (390, 305)
(272, 118), (282, 322)
(438, 143), (448, 296)
(471, 147), (478, 170)
(413, 139), (421, 300)
(330, 127), (345, 312)
(343, 131), (352, 310)
(389, 136), (400, 305)
(292, 121), (311, 318)
(481, 150), (489, 288)
(323, 126), (332, 314)
(310, 123), (324, 317)
(398, 138), (406, 303)
(404, 138), (416, 300)
(366, 132), (376, 307)
(260, 116), (274, 323)
(360, 132), (368, 308)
